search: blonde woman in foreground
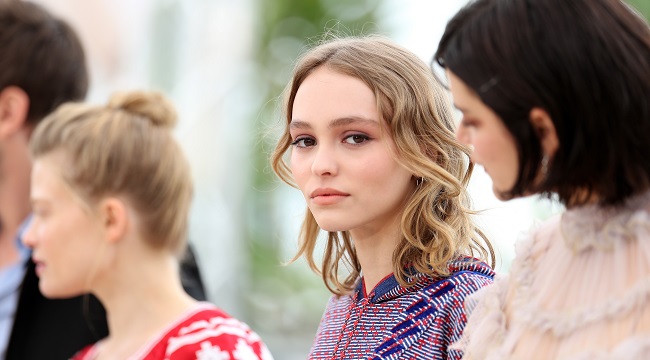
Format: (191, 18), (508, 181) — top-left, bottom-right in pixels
(272, 36), (495, 359)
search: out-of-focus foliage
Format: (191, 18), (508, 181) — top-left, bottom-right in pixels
(245, 0), (386, 357)
(626, 0), (650, 20)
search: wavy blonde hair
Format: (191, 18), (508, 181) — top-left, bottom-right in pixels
(271, 36), (495, 295)
(30, 90), (192, 256)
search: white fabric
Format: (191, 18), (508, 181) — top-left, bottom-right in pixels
(453, 191), (650, 359)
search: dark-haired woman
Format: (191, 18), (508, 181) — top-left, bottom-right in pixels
(435, 0), (650, 358)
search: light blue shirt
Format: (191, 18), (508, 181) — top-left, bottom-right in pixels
(0, 218), (31, 359)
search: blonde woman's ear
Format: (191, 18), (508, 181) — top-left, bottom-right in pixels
(100, 197), (128, 244)
(529, 107), (559, 158)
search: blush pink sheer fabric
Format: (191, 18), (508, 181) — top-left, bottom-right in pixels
(453, 191), (650, 359)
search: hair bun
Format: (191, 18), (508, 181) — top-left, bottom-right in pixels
(108, 90), (177, 128)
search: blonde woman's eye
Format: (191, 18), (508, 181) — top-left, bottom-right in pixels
(32, 208), (48, 219)
(343, 134), (369, 145)
(460, 118), (479, 128)
(290, 136), (316, 148)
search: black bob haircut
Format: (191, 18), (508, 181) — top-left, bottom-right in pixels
(435, 0), (650, 207)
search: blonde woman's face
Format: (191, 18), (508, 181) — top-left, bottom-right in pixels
(289, 66), (414, 238)
(447, 70), (519, 199)
(22, 154), (105, 298)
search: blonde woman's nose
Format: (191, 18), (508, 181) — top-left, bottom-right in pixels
(311, 145), (338, 177)
(22, 220), (37, 249)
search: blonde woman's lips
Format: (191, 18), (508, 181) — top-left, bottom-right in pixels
(310, 188), (349, 205)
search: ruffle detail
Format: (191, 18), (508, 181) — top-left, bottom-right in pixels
(454, 190), (650, 359)
(449, 274), (509, 360)
(561, 191), (650, 252)
(517, 269), (650, 336)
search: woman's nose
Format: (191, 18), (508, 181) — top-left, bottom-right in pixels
(311, 145), (338, 177)
(21, 218), (37, 249)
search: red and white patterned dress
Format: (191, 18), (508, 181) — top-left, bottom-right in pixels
(72, 302), (273, 360)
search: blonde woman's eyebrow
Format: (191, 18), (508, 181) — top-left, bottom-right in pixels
(290, 116), (378, 130)
(328, 116), (378, 129)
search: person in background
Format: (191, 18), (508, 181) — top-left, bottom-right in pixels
(271, 35), (495, 359)
(435, 0), (650, 358)
(24, 90), (273, 359)
(0, 1), (205, 359)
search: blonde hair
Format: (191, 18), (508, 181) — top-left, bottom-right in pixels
(271, 36), (495, 295)
(30, 90), (192, 255)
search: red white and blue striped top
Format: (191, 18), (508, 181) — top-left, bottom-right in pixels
(308, 257), (495, 359)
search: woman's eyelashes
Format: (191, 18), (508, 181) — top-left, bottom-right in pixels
(290, 133), (372, 148)
(290, 136), (316, 148)
(343, 133), (370, 145)
(32, 206), (49, 219)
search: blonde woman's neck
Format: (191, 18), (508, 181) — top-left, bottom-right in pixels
(351, 217), (402, 295)
(93, 250), (196, 360)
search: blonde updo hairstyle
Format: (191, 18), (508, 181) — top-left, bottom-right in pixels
(29, 90), (192, 255)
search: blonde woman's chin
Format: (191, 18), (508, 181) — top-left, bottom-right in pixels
(39, 280), (86, 300)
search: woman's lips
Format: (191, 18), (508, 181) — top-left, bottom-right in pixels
(310, 188), (350, 205)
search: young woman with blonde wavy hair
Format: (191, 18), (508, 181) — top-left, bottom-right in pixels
(271, 35), (495, 359)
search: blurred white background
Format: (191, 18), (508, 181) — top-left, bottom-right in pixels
(32, 0), (566, 358)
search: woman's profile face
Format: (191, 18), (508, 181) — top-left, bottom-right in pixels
(22, 153), (105, 298)
(447, 70), (520, 199)
(289, 66), (414, 237)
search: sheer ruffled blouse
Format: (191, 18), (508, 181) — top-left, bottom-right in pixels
(454, 191), (650, 359)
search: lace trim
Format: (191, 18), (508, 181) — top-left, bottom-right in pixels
(561, 191), (650, 252)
